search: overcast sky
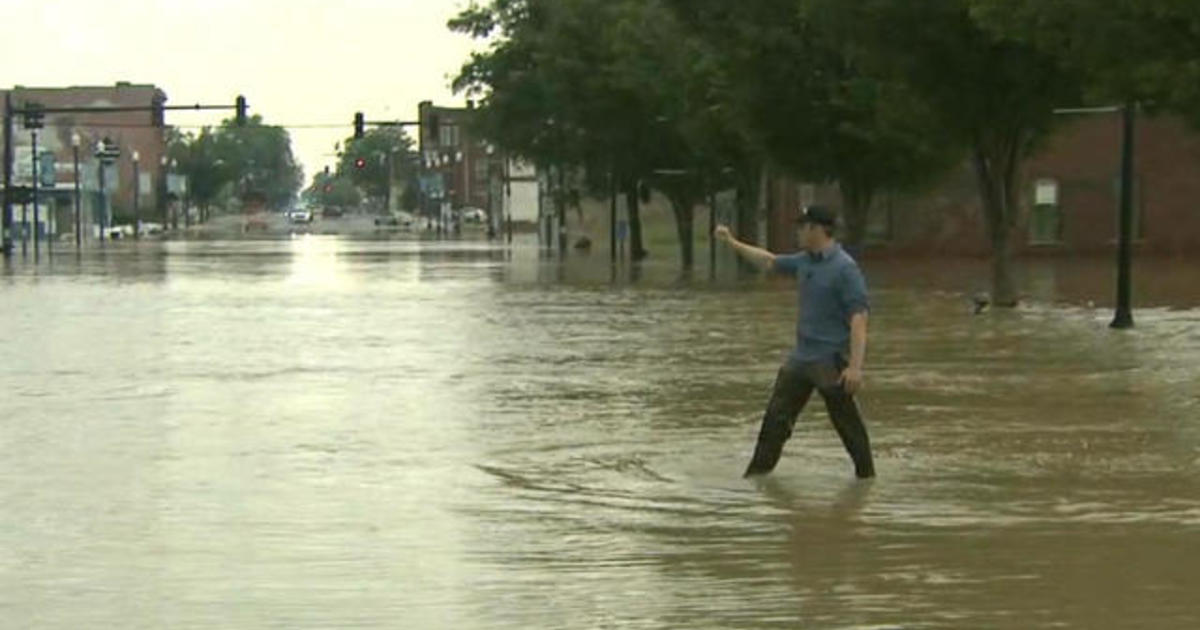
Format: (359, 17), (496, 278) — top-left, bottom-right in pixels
(2, 0), (482, 182)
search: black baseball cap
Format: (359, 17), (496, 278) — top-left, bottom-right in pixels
(796, 205), (837, 228)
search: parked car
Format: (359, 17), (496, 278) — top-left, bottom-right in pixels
(460, 207), (487, 224)
(287, 209), (313, 224)
(374, 211), (414, 228)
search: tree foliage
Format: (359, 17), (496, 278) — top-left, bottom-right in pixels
(167, 115), (303, 214)
(449, 0), (1190, 303)
(336, 127), (419, 205)
(970, 0), (1200, 118)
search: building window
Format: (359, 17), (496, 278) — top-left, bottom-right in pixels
(439, 125), (459, 148)
(1029, 178), (1062, 245)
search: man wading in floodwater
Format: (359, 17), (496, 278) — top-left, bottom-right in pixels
(714, 206), (875, 479)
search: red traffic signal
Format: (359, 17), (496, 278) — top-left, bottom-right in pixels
(354, 157), (366, 169)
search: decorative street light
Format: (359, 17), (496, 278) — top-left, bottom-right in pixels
(160, 154), (169, 231)
(93, 137), (121, 243)
(131, 150), (141, 238)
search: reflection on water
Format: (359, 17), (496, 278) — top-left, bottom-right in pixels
(2, 238), (1198, 629)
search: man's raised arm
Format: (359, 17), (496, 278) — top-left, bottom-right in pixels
(713, 225), (778, 272)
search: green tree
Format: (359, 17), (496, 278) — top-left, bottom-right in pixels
(821, 0), (1080, 306)
(216, 115), (304, 211)
(304, 170), (362, 209)
(452, 0), (745, 267)
(167, 115), (303, 218)
(167, 127), (234, 222)
(452, 0), (629, 256)
(666, 0), (958, 252)
(337, 127), (418, 209)
(971, 0), (1200, 118)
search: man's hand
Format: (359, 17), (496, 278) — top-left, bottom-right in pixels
(713, 224), (734, 244)
(840, 366), (864, 395)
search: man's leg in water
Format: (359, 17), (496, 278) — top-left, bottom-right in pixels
(744, 362), (815, 477)
(818, 383), (876, 479)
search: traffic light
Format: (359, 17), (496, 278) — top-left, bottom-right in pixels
(354, 157), (367, 170)
(354, 112), (365, 139)
(323, 184), (333, 193)
(235, 95), (247, 126)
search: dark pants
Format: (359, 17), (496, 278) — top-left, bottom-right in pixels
(744, 357), (875, 479)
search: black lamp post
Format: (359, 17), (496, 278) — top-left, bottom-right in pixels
(132, 150), (141, 239)
(72, 132), (82, 248)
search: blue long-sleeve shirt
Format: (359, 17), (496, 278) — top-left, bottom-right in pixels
(773, 243), (870, 363)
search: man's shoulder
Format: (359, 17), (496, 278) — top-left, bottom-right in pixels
(833, 246), (861, 269)
(774, 252), (808, 272)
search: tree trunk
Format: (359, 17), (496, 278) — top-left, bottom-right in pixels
(625, 180), (648, 261)
(556, 165), (567, 256)
(971, 135), (1022, 307)
(990, 223), (1017, 308)
(839, 180), (873, 255)
(667, 191), (696, 270)
(734, 165), (762, 274)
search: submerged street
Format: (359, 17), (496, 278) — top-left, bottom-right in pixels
(2, 237), (1197, 628)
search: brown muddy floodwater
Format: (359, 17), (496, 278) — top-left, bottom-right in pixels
(2, 236), (1198, 629)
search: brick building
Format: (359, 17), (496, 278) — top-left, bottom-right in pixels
(417, 100), (497, 217)
(780, 111), (1200, 258)
(3, 82), (169, 235)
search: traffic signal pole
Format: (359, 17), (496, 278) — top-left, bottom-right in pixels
(1, 96), (246, 257)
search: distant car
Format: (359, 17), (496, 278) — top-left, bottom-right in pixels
(105, 224), (134, 239)
(460, 207), (487, 224)
(287, 209), (313, 224)
(374, 211), (414, 228)
(322, 207), (343, 219)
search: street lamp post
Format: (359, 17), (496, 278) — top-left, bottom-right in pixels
(385, 149), (395, 214)
(168, 158), (178, 230)
(31, 128), (40, 257)
(160, 154), (169, 231)
(1054, 104), (1136, 329)
(132, 150), (141, 239)
(72, 132), (82, 248)
(485, 144), (496, 239)
(97, 143), (107, 243)
(1111, 103), (1136, 330)
(505, 154), (513, 244)
(94, 137), (120, 243)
